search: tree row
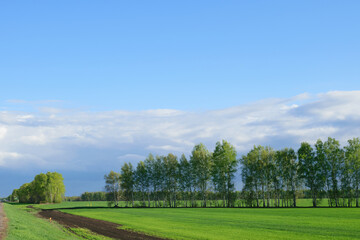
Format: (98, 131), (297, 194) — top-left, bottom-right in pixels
(105, 138), (360, 208)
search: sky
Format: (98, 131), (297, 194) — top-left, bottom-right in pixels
(0, 1), (360, 197)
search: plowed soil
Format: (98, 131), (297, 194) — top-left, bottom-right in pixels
(0, 203), (7, 240)
(39, 209), (166, 240)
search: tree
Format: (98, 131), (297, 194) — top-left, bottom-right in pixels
(32, 173), (48, 203)
(163, 153), (179, 207)
(104, 171), (121, 206)
(144, 153), (155, 207)
(46, 172), (65, 203)
(212, 140), (238, 207)
(344, 138), (360, 207)
(178, 154), (193, 207)
(276, 148), (300, 207)
(120, 163), (135, 207)
(135, 161), (148, 206)
(298, 142), (325, 207)
(14, 172), (65, 204)
(190, 143), (213, 207)
(323, 137), (343, 207)
(241, 146), (262, 207)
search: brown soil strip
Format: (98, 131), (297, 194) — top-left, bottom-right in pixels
(0, 203), (8, 240)
(38, 209), (166, 240)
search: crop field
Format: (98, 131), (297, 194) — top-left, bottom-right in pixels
(59, 206), (360, 240)
(5, 201), (360, 240)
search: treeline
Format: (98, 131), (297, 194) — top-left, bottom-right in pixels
(64, 192), (107, 201)
(80, 192), (107, 201)
(9, 172), (65, 204)
(105, 138), (360, 208)
(242, 138), (360, 208)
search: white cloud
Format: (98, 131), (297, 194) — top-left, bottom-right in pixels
(0, 91), (360, 170)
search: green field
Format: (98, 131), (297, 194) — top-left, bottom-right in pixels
(60, 206), (360, 240)
(6, 200), (360, 240)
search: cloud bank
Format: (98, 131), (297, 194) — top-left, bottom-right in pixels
(1, 91), (360, 195)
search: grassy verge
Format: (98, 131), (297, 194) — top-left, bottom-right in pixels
(61, 207), (360, 240)
(3, 203), (109, 240)
(3, 203), (79, 240)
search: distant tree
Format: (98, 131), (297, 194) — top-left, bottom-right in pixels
(241, 146), (262, 207)
(298, 142), (325, 207)
(152, 156), (164, 207)
(323, 137), (343, 207)
(163, 153), (179, 207)
(344, 138), (360, 207)
(46, 172), (65, 203)
(32, 173), (48, 203)
(178, 154), (193, 207)
(135, 161), (148, 206)
(212, 140), (238, 207)
(144, 154), (155, 207)
(104, 171), (121, 206)
(17, 183), (31, 203)
(15, 172), (65, 204)
(276, 148), (300, 207)
(190, 143), (213, 207)
(120, 163), (135, 207)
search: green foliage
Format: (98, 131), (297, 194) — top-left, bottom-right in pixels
(108, 138), (360, 208)
(104, 171), (121, 206)
(190, 143), (212, 207)
(120, 162), (135, 206)
(13, 172), (65, 204)
(80, 192), (107, 201)
(212, 140), (238, 207)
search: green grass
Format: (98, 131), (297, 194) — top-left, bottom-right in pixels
(68, 228), (113, 240)
(60, 207), (360, 240)
(3, 203), (111, 240)
(3, 203), (80, 240)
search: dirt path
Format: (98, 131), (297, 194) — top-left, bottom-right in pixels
(0, 203), (7, 240)
(39, 209), (166, 240)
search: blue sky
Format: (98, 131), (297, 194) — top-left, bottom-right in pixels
(0, 1), (360, 196)
(1, 1), (360, 110)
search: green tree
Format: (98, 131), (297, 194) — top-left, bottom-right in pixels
(135, 161), (148, 206)
(104, 171), (121, 206)
(323, 137), (343, 207)
(298, 142), (325, 207)
(212, 140), (238, 207)
(46, 172), (65, 203)
(344, 138), (360, 207)
(190, 143), (212, 207)
(144, 153), (155, 207)
(276, 148), (300, 207)
(120, 163), (135, 207)
(32, 173), (48, 203)
(163, 153), (179, 207)
(241, 146), (262, 207)
(178, 154), (194, 207)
